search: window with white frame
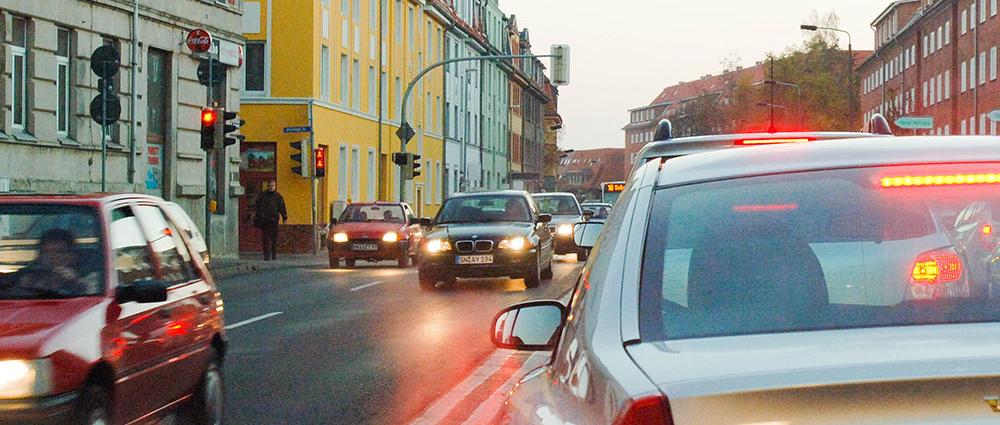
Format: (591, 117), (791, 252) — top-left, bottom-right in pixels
(338, 145), (348, 201)
(992, 46), (998, 81)
(981, 0), (987, 22)
(945, 70), (951, 99)
(11, 16), (28, 132)
(962, 10), (969, 34)
(962, 119), (967, 135)
(368, 66), (376, 113)
(993, 0), (998, 17)
(352, 59), (360, 109)
(929, 30), (936, 53)
(971, 56), (978, 87)
(929, 79), (936, 105)
(340, 54), (349, 105)
(980, 51), (988, 85)
(340, 0), (348, 16)
(245, 41), (266, 94)
(945, 21), (950, 45)
(923, 80), (929, 107)
(56, 28), (71, 136)
(321, 46), (331, 101)
(937, 27), (943, 50)
(395, 0), (402, 44)
(937, 74), (943, 103)
(981, 114), (988, 135)
(970, 115), (977, 134)
(962, 61), (968, 92)
(353, 0), (360, 21)
(351, 146), (361, 200)
(972, 4), (978, 29)
(367, 148), (376, 201)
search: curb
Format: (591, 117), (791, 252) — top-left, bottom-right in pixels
(209, 258), (327, 280)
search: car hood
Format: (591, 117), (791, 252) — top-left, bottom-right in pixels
(0, 298), (106, 358)
(331, 221), (405, 238)
(545, 215), (582, 226)
(628, 324), (1000, 424)
(427, 222), (535, 240)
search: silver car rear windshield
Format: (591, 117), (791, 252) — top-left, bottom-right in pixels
(639, 164), (1000, 341)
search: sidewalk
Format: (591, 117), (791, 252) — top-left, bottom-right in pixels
(207, 253), (328, 280)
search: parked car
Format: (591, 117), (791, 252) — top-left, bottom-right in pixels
(417, 191), (554, 290)
(531, 193), (588, 261)
(493, 136), (1000, 424)
(327, 202), (424, 268)
(0, 193), (225, 425)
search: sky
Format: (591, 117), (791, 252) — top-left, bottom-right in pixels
(499, 0), (891, 150)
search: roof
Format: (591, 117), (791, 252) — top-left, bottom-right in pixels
(0, 193), (162, 204)
(530, 192), (576, 198)
(449, 190), (530, 198)
(871, 0), (921, 26)
(557, 148), (626, 190)
(638, 131), (886, 163)
(654, 136), (1000, 187)
(649, 64), (768, 106)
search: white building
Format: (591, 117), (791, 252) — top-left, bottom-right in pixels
(1, 0), (245, 257)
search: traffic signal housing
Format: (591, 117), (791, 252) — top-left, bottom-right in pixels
(410, 154), (422, 179)
(221, 110), (246, 148)
(314, 148), (327, 178)
(396, 152), (421, 180)
(200, 107), (218, 150)
(290, 140), (311, 177)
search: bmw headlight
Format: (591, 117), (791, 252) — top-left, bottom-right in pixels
(556, 224), (574, 237)
(382, 232), (399, 243)
(0, 359), (51, 399)
(499, 237), (529, 250)
(425, 238), (452, 253)
(332, 232), (349, 243)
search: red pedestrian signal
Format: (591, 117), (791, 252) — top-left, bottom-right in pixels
(200, 107), (218, 150)
(314, 148), (327, 178)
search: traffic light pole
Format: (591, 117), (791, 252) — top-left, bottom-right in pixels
(100, 61), (108, 192)
(396, 54), (556, 202)
(205, 55), (215, 257)
(308, 100), (319, 255)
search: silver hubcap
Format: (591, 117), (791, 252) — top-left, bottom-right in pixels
(204, 369), (223, 425)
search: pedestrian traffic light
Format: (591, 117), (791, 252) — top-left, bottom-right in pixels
(200, 107), (218, 150)
(392, 152), (407, 166)
(290, 140), (311, 178)
(221, 110), (245, 148)
(314, 148), (327, 178)
(410, 154), (422, 179)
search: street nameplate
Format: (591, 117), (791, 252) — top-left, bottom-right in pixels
(894, 116), (934, 129)
(283, 126), (312, 133)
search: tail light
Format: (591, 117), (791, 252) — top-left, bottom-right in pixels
(734, 137), (813, 146)
(615, 395), (674, 425)
(909, 248), (965, 300)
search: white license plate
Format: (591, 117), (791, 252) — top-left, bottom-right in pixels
(352, 244), (379, 252)
(456, 255), (494, 265)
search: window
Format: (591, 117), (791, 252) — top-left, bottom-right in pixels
(341, 0), (348, 15)
(928, 79), (935, 105)
(111, 208), (156, 285)
(962, 10), (968, 34)
(981, 0), (988, 22)
(11, 16), (28, 131)
(340, 54), (349, 105)
(971, 115), (977, 134)
(962, 119), (968, 135)
(971, 56), (978, 88)
(937, 74), (943, 103)
(321, 46), (331, 101)
(368, 66), (376, 113)
(351, 146), (361, 200)
(395, 0), (402, 44)
(929, 30), (935, 53)
(380, 71), (388, 115)
(937, 27), (943, 50)
(922, 35), (929, 57)
(244, 41), (266, 93)
(322, 0), (330, 39)
(394, 77), (401, 119)
(923, 80), (929, 107)
(945, 70), (951, 99)
(407, 7), (414, 51)
(992, 47), (998, 81)
(962, 61), (968, 92)
(982, 114), (988, 136)
(945, 21), (950, 45)
(56, 28), (71, 136)
(945, 125), (950, 135)
(134, 206), (196, 285)
(972, 4), (977, 29)
(981, 51), (988, 85)
(353, 0), (360, 21)
(367, 148), (377, 201)
(352, 59), (361, 109)
(338, 146), (348, 201)
(370, 0), (377, 27)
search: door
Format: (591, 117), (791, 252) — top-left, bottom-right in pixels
(239, 143), (277, 252)
(145, 49), (171, 197)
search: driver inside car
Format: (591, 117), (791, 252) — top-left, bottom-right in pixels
(2, 228), (91, 297)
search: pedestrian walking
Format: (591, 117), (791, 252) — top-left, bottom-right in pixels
(254, 180), (287, 260)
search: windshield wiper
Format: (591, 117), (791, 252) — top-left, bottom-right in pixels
(10, 287), (73, 299)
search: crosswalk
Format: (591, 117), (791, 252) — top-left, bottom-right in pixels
(409, 350), (550, 425)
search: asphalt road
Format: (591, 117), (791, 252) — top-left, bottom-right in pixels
(216, 255), (583, 425)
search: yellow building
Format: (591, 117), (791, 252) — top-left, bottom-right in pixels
(240, 0), (446, 253)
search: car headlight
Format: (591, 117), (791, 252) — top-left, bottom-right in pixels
(556, 224), (574, 236)
(425, 238), (452, 253)
(0, 359), (51, 399)
(332, 232), (349, 243)
(382, 232), (399, 243)
(499, 237), (529, 250)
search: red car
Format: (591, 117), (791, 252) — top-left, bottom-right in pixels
(0, 194), (225, 425)
(327, 202), (424, 268)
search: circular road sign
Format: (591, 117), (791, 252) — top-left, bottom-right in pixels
(89, 95), (122, 126)
(186, 29), (213, 53)
(90, 45), (121, 78)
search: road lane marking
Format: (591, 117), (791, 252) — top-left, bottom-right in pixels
(350, 280), (384, 292)
(461, 352), (548, 425)
(410, 351), (515, 425)
(224, 312), (283, 330)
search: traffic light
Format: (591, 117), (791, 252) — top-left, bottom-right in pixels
(221, 110), (245, 148)
(290, 140), (311, 177)
(200, 107), (218, 150)
(392, 152), (407, 166)
(410, 154), (422, 179)
(314, 148), (326, 178)
(550, 44), (571, 86)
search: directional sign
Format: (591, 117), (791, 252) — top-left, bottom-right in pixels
(989, 110), (1000, 122)
(894, 116), (934, 130)
(283, 126), (312, 133)
(396, 122), (416, 144)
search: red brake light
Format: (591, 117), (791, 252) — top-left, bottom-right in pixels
(983, 224), (993, 235)
(734, 137), (813, 146)
(880, 173), (1000, 188)
(615, 395), (673, 425)
(910, 248), (963, 285)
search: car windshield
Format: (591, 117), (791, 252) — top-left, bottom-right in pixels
(0, 204), (105, 299)
(533, 195), (581, 216)
(339, 205), (406, 223)
(582, 204), (611, 219)
(437, 195), (533, 224)
(639, 165), (1000, 341)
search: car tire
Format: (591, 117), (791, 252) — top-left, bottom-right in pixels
(397, 253), (410, 268)
(577, 249), (589, 262)
(524, 257), (542, 288)
(345, 259), (356, 268)
(541, 260), (554, 280)
(181, 348), (224, 425)
(329, 256), (340, 269)
(75, 384), (110, 425)
(419, 274), (437, 291)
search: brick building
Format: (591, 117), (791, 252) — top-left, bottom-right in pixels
(859, 0), (1000, 136)
(555, 148), (624, 202)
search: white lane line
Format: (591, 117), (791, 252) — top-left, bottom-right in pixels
(350, 280), (384, 292)
(224, 312), (284, 330)
(461, 352), (548, 425)
(410, 350), (515, 425)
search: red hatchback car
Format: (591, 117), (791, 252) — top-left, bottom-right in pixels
(0, 194), (225, 425)
(327, 202), (424, 268)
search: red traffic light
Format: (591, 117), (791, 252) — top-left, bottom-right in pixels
(314, 148), (327, 178)
(201, 108), (217, 125)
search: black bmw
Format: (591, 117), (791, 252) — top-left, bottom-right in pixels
(417, 191), (555, 291)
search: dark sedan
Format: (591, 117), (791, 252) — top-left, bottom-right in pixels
(417, 191), (554, 291)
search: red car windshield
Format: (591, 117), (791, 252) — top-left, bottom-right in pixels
(0, 204), (104, 299)
(339, 205), (406, 223)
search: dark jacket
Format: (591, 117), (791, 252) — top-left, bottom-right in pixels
(255, 191), (288, 224)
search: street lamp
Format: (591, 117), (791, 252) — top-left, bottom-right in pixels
(801, 24), (856, 124)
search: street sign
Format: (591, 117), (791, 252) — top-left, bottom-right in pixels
(197, 60), (226, 86)
(217, 39), (243, 67)
(89, 95), (121, 126)
(396, 123), (415, 144)
(894, 116), (934, 129)
(187, 29), (213, 53)
(283, 126), (312, 133)
(989, 109), (1000, 122)
(90, 45), (120, 78)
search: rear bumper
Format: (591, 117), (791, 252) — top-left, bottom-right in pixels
(0, 391), (79, 424)
(553, 236), (578, 255)
(419, 250), (536, 280)
(329, 240), (411, 260)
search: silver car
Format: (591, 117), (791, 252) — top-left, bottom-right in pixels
(532, 193), (588, 261)
(493, 136), (1000, 424)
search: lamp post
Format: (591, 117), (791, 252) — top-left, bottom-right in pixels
(801, 24), (857, 124)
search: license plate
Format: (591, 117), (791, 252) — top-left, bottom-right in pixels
(456, 255), (494, 265)
(352, 244), (379, 252)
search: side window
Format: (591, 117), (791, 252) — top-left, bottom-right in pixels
(110, 207), (157, 285)
(134, 205), (196, 285)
